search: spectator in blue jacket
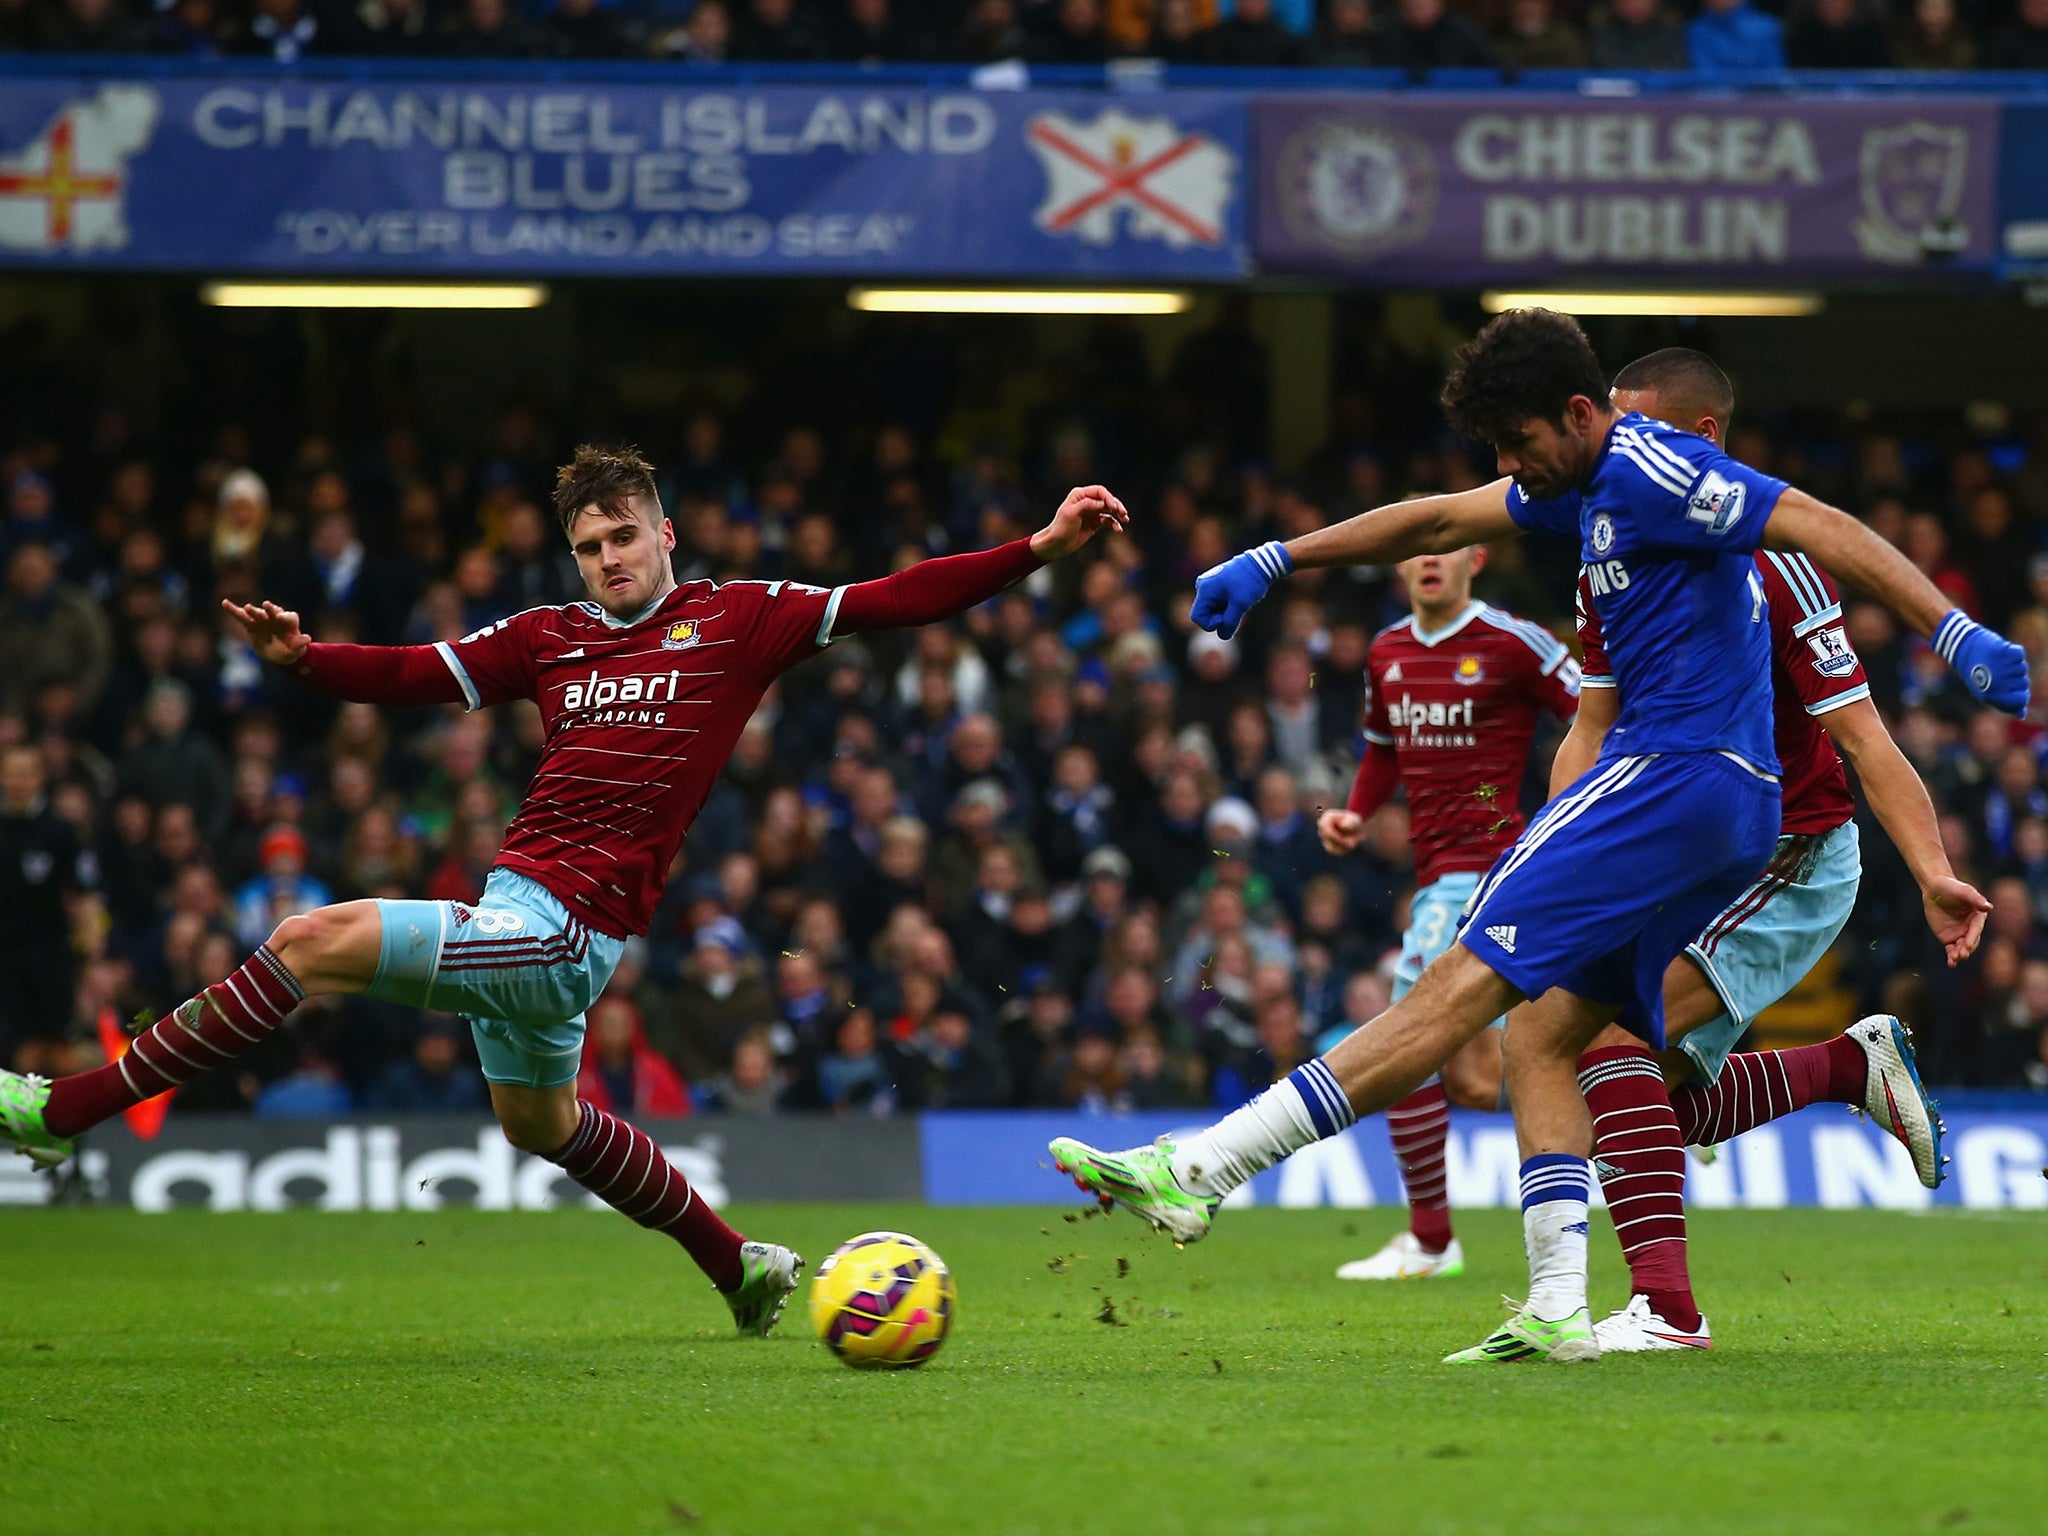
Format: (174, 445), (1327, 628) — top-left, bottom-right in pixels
(1687, 0), (1785, 69)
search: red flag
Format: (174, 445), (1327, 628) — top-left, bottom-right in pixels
(97, 1006), (174, 1139)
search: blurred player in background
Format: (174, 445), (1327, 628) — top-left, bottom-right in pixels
(0, 446), (1127, 1338)
(1319, 547), (1579, 1280)
(1563, 350), (1985, 1351)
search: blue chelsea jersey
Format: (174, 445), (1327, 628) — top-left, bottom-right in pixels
(1506, 412), (1788, 773)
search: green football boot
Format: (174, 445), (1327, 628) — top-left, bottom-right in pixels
(1444, 1298), (1601, 1364)
(0, 1071), (73, 1171)
(725, 1242), (804, 1337)
(1048, 1135), (1220, 1244)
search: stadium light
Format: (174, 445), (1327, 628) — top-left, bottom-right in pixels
(847, 287), (1193, 316)
(1481, 291), (1824, 318)
(201, 282), (550, 310)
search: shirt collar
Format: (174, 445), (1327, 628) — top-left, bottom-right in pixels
(595, 581), (680, 630)
(1408, 600), (1485, 648)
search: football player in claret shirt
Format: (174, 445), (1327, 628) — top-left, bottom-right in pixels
(1317, 546), (1579, 1281)
(1052, 309), (2027, 1364)
(0, 446), (1128, 1337)
(1563, 350), (1985, 1352)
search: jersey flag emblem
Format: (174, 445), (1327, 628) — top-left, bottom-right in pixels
(662, 619), (703, 651)
(1025, 109), (1236, 250)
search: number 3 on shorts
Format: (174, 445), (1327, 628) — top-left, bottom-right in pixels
(470, 908), (526, 937)
(1411, 899), (1449, 951)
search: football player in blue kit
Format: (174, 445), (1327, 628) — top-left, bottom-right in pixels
(1049, 308), (2030, 1362)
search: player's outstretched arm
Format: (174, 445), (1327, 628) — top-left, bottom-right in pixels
(831, 486), (1128, 637)
(1191, 482), (1520, 640)
(1547, 682), (1617, 799)
(221, 599), (468, 707)
(1763, 491), (2029, 714)
(1822, 697), (1989, 966)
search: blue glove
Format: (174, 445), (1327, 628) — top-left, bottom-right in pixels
(1190, 541), (1293, 640)
(1933, 608), (2031, 714)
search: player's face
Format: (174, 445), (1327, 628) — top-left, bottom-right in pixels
(1398, 547), (1482, 613)
(1492, 397), (1605, 499)
(568, 495), (677, 618)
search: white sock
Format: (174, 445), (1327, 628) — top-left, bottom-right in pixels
(1520, 1154), (1591, 1319)
(1170, 1060), (1355, 1198)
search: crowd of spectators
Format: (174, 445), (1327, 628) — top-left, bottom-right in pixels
(5, 0), (2048, 74)
(3, 292), (2048, 1131)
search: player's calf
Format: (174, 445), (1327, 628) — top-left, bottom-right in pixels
(1668, 1016), (1945, 1188)
(538, 1093), (801, 1331)
(34, 942), (311, 1141)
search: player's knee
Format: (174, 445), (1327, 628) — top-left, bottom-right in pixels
(266, 910), (331, 966)
(495, 1099), (578, 1155)
(1443, 1054), (1500, 1111)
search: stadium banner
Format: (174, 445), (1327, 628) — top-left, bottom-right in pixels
(10, 1105), (2044, 1210)
(0, 77), (1248, 278)
(922, 1108), (2048, 1211)
(0, 1114), (924, 1211)
(1254, 95), (2003, 281)
(1997, 103), (2048, 270)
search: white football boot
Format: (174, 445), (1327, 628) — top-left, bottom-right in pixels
(1844, 1015), (1946, 1188)
(1336, 1231), (1466, 1281)
(1592, 1294), (1713, 1353)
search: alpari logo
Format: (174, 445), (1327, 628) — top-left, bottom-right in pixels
(560, 665), (689, 719)
(1386, 694), (1475, 730)
(125, 1126), (727, 1213)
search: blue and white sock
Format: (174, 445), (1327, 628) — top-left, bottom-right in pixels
(1170, 1060), (1355, 1198)
(1519, 1153), (1592, 1320)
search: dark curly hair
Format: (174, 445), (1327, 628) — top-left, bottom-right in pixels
(552, 444), (663, 535)
(1439, 309), (1609, 448)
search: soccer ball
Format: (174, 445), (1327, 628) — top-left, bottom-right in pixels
(808, 1230), (956, 1369)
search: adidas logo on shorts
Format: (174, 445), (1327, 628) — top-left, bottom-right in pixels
(1485, 924), (1518, 953)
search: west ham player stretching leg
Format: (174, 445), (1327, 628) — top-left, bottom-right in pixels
(0, 447), (1128, 1337)
(1051, 310), (2027, 1363)
(1319, 547), (1579, 1280)
(1564, 351), (1983, 1351)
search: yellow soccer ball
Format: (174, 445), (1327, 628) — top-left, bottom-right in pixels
(808, 1231), (956, 1369)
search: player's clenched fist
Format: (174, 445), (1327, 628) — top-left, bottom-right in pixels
(221, 599), (311, 666)
(1317, 808), (1367, 856)
(1029, 485), (1131, 561)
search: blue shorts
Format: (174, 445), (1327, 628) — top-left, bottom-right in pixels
(1394, 872), (1505, 1030)
(1675, 819), (1861, 1083)
(369, 867), (626, 1090)
(1458, 752), (1782, 1047)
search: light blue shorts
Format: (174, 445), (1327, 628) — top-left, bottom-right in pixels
(370, 867), (627, 1090)
(1394, 871), (1506, 1030)
(1675, 819), (1861, 1084)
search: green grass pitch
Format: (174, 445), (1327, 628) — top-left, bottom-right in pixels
(4, 1204), (2045, 1536)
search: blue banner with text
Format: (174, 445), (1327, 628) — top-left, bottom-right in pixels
(924, 1107), (2048, 1210)
(0, 76), (1249, 278)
